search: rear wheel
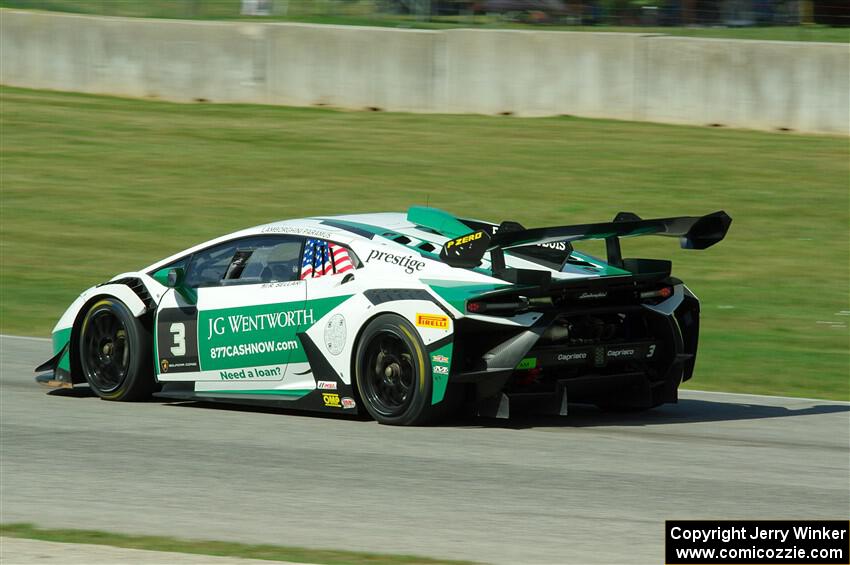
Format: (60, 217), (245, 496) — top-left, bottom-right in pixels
(78, 298), (155, 401)
(355, 314), (435, 426)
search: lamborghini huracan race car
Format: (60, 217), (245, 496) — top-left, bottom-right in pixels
(36, 206), (731, 425)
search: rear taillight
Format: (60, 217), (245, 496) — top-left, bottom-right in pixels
(640, 286), (674, 300)
(466, 300), (526, 314)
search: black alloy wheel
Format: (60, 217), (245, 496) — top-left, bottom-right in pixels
(362, 331), (416, 417)
(82, 307), (129, 392)
(79, 298), (155, 401)
(355, 314), (435, 425)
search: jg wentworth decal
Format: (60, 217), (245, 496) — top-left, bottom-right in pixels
(206, 309), (314, 340)
(198, 295), (352, 371)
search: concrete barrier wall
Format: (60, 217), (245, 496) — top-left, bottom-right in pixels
(2, 10), (847, 134)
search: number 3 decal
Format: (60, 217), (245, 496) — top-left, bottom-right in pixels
(170, 322), (186, 356)
(646, 344), (656, 358)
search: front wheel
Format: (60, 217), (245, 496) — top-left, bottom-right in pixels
(78, 298), (155, 401)
(354, 314), (436, 426)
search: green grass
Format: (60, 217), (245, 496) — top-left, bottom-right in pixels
(0, 523), (479, 564)
(0, 86), (847, 400)
(1, 1), (848, 42)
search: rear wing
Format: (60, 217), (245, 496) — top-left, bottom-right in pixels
(439, 211), (732, 270)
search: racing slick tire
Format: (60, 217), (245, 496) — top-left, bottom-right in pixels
(354, 314), (440, 426)
(78, 298), (155, 401)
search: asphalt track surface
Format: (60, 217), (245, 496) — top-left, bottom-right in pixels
(2, 335), (848, 565)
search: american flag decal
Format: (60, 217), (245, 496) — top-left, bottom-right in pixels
(301, 239), (354, 279)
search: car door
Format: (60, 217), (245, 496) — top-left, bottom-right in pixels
(155, 235), (307, 388)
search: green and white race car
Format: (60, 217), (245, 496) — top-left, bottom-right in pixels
(36, 206), (731, 425)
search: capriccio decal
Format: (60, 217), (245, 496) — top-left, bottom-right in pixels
(365, 250), (426, 274)
(558, 352), (587, 362)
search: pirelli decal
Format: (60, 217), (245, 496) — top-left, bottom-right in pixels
(416, 313), (449, 330)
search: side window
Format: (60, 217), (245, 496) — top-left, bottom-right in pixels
(300, 239), (359, 280)
(185, 236), (303, 288)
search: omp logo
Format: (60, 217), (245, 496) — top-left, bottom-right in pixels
(322, 393), (341, 407)
(365, 250), (426, 274)
(445, 231), (484, 250)
(416, 313), (449, 330)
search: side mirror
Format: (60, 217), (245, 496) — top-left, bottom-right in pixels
(152, 267), (185, 288)
(167, 267), (186, 288)
(152, 266), (195, 304)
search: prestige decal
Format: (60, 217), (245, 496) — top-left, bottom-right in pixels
(416, 313), (449, 330)
(365, 250), (426, 274)
(207, 309), (314, 340)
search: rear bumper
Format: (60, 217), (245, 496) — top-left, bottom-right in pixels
(451, 285), (701, 417)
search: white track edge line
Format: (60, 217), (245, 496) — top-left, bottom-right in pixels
(683, 388), (850, 405)
(0, 334), (50, 342)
